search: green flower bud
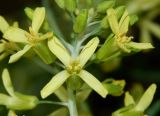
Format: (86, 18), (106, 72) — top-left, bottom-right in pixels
(97, 0), (115, 13)
(73, 9), (88, 33)
(7, 92), (38, 110)
(65, 0), (77, 12)
(24, 7), (34, 20)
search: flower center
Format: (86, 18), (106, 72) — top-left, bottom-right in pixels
(25, 27), (40, 46)
(66, 59), (82, 74)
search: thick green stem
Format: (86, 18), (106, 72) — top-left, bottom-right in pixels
(67, 87), (78, 116)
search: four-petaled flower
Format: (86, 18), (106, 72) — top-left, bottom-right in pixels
(107, 8), (154, 53)
(3, 7), (53, 63)
(41, 36), (108, 98)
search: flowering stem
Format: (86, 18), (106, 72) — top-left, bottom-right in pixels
(67, 87), (78, 116)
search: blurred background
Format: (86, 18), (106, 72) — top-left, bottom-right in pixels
(0, 0), (160, 116)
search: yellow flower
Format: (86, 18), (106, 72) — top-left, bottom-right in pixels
(41, 37), (108, 98)
(3, 7), (53, 63)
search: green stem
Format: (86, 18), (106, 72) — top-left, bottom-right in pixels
(38, 100), (67, 106)
(67, 87), (78, 116)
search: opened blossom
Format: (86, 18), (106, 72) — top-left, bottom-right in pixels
(41, 36), (108, 98)
(107, 8), (154, 53)
(3, 7), (53, 63)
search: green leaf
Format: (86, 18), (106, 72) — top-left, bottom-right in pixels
(78, 37), (99, 68)
(3, 27), (28, 43)
(32, 7), (45, 33)
(9, 45), (31, 63)
(2, 69), (15, 96)
(48, 36), (71, 66)
(73, 9), (88, 33)
(65, 0), (77, 12)
(124, 92), (135, 106)
(135, 84), (157, 111)
(97, 0), (115, 13)
(41, 70), (70, 99)
(33, 42), (56, 64)
(78, 70), (108, 98)
(0, 16), (9, 33)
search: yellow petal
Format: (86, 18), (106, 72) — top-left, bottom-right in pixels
(2, 69), (15, 96)
(0, 16), (9, 33)
(135, 84), (157, 111)
(48, 36), (71, 66)
(32, 7), (45, 33)
(41, 70), (70, 99)
(78, 37), (99, 68)
(124, 92), (135, 106)
(127, 42), (154, 50)
(8, 110), (17, 116)
(0, 52), (9, 61)
(9, 45), (31, 63)
(3, 27), (28, 43)
(107, 8), (119, 35)
(119, 10), (129, 34)
(78, 70), (108, 98)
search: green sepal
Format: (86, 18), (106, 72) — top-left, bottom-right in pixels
(33, 42), (56, 64)
(65, 0), (77, 12)
(67, 75), (83, 90)
(96, 34), (119, 60)
(76, 84), (92, 102)
(102, 79), (126, 96)
(73, 9), (88, 33)
(97, 0), (115, 13)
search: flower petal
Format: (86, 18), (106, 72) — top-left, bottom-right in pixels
(0, 52), (9, 61)
(127, 42), (154, 50)
(9, 45), (31, 63)
(78, 70), (108, 98)
(8, 110), (17, 116)
(0, 93), (10, 105)
(107, 8), (119, 35)
(32, 7), (45, 33)
(119, 10), (129, 34)
(3, 27), (28, 43)
(78, 37), (99, 68)
(2, 69), (15, 96)
(135, 84), (157, 111)
(124, 92), (135, 106)
(48, 36), (71, 66)
(41, 70), (70, 99)
(0, 16), (9, 33)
